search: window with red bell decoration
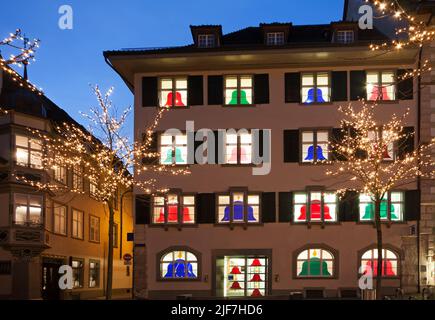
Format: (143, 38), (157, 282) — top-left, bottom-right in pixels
(293, 191), (337, 223)
(368, 129), (395, 161)
(159, 78), (188, 108)
(152, 194), (195, 225)
(360, 248), (399, 277)
(224, 131), (253, 165)
(366, 71), (396, 101)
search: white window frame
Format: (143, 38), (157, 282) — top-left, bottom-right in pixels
(366, 70), (396, 101)
(159, 133), (188, 165)
(72, 209), (84, 239)
(13, 193), (43, 226)
(301, 72), (331, 104)
(89, 215), (100, 243)
(151, 193), (196, 225)
(15, 134), (42, 169)
(293, 191), (338, 223)
(301, 130), (330, 163)
(266, 32), (285, 45)
(53, 204), (67, 235)
(158, 77), (188, 108)
(224, 131), (253, 165)
(336, 30), (354, 43)
(359, 191), (404, 222)
(198, 34), (215, 48)
(217, 190), (260, 224)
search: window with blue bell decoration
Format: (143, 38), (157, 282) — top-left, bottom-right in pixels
(301, 130), (329, 163)
(224, 75), (253, 106)
(159, 133), (188, 165)
(218, 191), (259, 224)
(359, 192), (403, 222)
(160, 250), (198, 279)
(301, 72), (330, 104)
(159, 77), (188, 108)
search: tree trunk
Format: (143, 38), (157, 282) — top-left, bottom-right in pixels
(106, 202), (114, 300)
(374, 199), (383, 300)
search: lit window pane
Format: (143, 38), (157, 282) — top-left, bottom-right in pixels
(176, 79), (187, 89)
(16, 135), (28, 147)
(16, 148), (28, 165)
(161, 79), (173, 90)
(302, 74), (314, 86)
(248, 195), (259, 205)
(382, 72), (394, 83)
(225, 77), (238, 88)
(240, 76), (252, 87)
(317, 73), (329, 86)
(219, 196), (230, 205)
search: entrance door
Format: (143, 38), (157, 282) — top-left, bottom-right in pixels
(41, 259), (63, 300)
(217, 256), (268, 298)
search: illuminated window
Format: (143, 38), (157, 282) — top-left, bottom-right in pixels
(367, 71), (395, 101)
(225, 131), (252, 164)
(53, 204), (67, 235)
(72, 166), (84, 191)
(359, 192), (403, 222)
(160, 250), (198, 279)
(13, 193), (43, 226)
(218, 191), (260, 224)
(159, 133), (188, 165)
(89, 215), (100, 242)
(89, 260), (100, 288)
(223, 256), (268, 297)
(336, 30), (354, 43)
(15, 135), (42, 168)
(72, 209), (84, 239)
(296, 248), (335, 278)
(198, 34), (215, 48)
(89, 182), (98, 198)
(152, 194), (195, 225)
(301, 130), (329, 163)
(293, 191), (337, 223)
(368, 129), (395, 161)
(53, 165), (67, 184)
(224, 75), (253, 106)
(360, 248), (398, 277)
(267, 32), (285, 45)
(159, 78), (187, 108)
(301, 72), (330, 104)
(71, 258), (84, 288)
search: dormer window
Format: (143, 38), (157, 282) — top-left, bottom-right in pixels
(198, 34), (215, 48)
(266, 32), (285, 45)
(336, 30), (354, 44)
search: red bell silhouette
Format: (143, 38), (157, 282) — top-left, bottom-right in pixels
(364, 260), (396, 276)
(230, 266), (242, 275)
(369, 86), (391, 101)
(250, 274), (263, 282)
(250, 259), (262, 267)
(251, 289), (262, 297)
(164, 91), (185, 107)
(230, 281), (242, 290)
(298, 200), (332, 221)
(227, 146), (249, 163)
(157, 205), (192, 223)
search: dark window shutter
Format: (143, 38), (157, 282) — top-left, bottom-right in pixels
(142, 77), (158, 107)
(142, 132), (158, 165)
(208, 75), (223, 105)
(197, 193), (216, 224)
(135, 194), (151, 225)
(279, 192), (293, 222)
(283, 130), (299, 163)
(338, 191), (359, 222)
(397, 127), (415, 159)
(193, 134), (204, 165)
(331, 128), (347, 161)
(397, 69), (413, 100)
(350, 71), (367, 101)
(261, 192), (276, 223)
(285, 73), (301, 103)
(331, 71), (348, 102)
(254, 74), (270, 104)
(405, 190), (421, 221)
(188, 76), (204, 106)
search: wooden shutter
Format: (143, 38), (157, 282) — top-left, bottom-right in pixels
(331, 71), (348, 102)
(331, 128), (347, 161)
(142, 132), (158, 165)
(261, 192), (276, 223)
(350, 71), (367, 101)
(254, 74), (270, 104)
(208, 75), (223, 105)
(285, 73), (301, 103)
(188, 76), (204, 106)
(197, 193), (216, 224)
(397, 69), (414, 100)
(404, 190), (421, 221)
(135, 194), (151, 225)
(279, 192), (293, 222)
(283, 130), (300, 163)
(142, 77), (158, 107)
(397, 127), (415, 160)
(338, 191), (359, 222)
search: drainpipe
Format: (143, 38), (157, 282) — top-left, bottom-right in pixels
(417, 46), (422, 294)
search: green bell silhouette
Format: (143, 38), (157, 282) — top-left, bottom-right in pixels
(363, 200), (397, 220)
(163, 148), (185, 164)
(299, 257), (331, 277)
(228, 90), (250, 105)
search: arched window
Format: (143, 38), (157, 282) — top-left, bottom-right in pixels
(296, 248), (335, 278)
(160, 249), (199, 280)
(360, 248), (398, 277)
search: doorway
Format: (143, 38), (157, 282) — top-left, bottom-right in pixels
(41, 258), (64, 300)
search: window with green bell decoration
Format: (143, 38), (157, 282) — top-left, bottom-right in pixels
(359, 192), (403, 222)
(159, 133), (188, 165)
(296, 248), (334, 278)
(224, 75), (253, 106)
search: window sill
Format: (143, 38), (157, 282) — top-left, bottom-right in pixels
(158, 106), (190, 110)
(220, 164), (257, 168)
(214, 223), (264, 229)
(222, 104), (257, 108)
(298, 161), (332, 166)
(149, 224), (198, 230)
(298, 102), (334, 106)
(157, 277), (201, 282)
(294, 276), (338, 280)
(71, 236), (85, 241)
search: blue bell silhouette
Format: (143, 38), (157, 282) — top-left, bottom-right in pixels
(304, 145), (326, 161)
(305, 88), (326, 104)
(316, 146), (326, 160)
(164, 259), (196, 278)
(221, 201), (257, 222)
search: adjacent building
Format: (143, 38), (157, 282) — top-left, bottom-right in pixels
(0, 66), (134, 299)
(105, 17), (427, 299)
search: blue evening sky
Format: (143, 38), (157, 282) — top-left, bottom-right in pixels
(0, 0), (344, 138)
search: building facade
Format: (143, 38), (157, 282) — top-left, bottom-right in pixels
(106, 20), (425, 299)
(0, 67), (134, 299)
